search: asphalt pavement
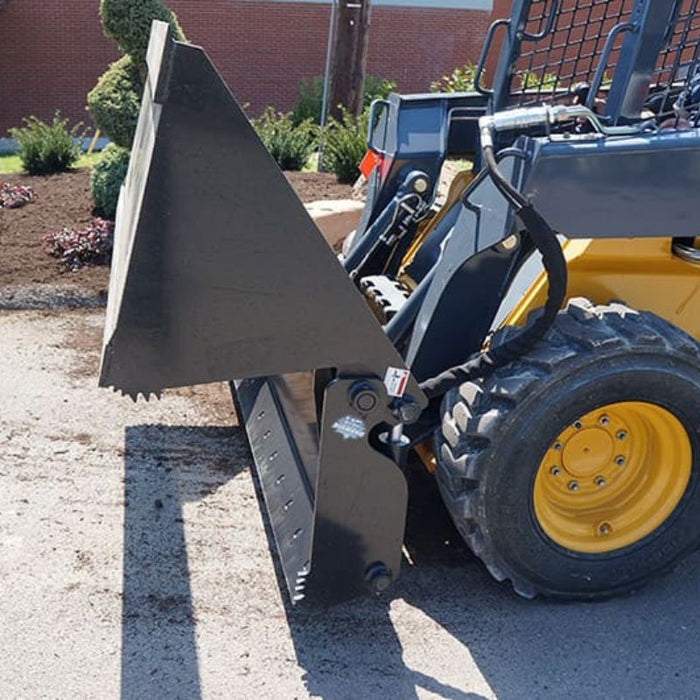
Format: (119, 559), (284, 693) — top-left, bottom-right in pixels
(2, 308), (700, 699)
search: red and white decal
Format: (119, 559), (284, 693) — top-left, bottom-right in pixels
(384, 367), (410, 398)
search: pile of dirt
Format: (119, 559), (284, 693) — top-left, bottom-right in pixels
(0, 168), (353, 296)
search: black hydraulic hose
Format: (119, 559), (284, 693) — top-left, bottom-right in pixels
(418, 144), (568, 400)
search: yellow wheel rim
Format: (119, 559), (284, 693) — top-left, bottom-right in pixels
(533, 402), (692, 553)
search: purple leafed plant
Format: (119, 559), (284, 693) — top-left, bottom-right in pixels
(43, 218), (115, 271)
(0, 182), (36, 209)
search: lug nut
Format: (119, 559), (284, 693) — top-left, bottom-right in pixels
(615, 455), (626, 467)
(599, 415), (610, 426)
(568, 481), (579, 491)
(553, 442), (563, 451)
(616, 430), (627, 441)
(550, 466), (561, 476)
(595, 476), (606, 487)
(599, 522), (612, 535)
(573, 421), (583, 430)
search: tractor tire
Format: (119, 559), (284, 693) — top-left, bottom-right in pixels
(435, 298), (700, 600)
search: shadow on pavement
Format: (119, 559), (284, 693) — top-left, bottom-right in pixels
(120, 424), (243, 700)
(258, 458), (486, 699)
(278, 458), (700, 699)
(118, 425), (700, 699)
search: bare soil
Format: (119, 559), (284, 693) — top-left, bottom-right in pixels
(0, 169), (353, 296)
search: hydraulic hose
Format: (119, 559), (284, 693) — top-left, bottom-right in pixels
(418, 143), (568, 400)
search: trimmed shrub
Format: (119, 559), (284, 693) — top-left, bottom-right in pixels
(100, 0), (185, 64)
(89, 0), (186, 213)
(44, 218), (114, 271)
(430, 63), (478, 93)
(292, 75), (397, 126)
(91, 143), (131, 219)
(0, 183), (36, 209)
(252, 108), (317, 171)
(321, 109), (368, 184)
(87, 54), (142, 149)
(9, 113), (84, 175)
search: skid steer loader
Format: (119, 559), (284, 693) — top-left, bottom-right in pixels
(100, 0), (700, 605)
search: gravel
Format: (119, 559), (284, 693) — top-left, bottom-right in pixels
(3, 308), (700, 699)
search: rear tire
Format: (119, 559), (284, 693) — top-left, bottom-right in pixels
(435, 298), (700, 599)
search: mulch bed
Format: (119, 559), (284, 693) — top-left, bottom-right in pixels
(0, 168), (353, 296)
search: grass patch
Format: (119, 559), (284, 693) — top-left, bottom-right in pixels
(0, 152), (101, 175)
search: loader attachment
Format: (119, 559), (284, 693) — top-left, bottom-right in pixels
(100, 22), (426, 605)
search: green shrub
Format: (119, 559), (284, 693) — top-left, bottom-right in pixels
(363, 75), (397, 108)
(291, 76), (324, 126)
(91, 143), (131, 219)
(100, 0), (185, 64)
(321, 109), (368, 184)
(252, 108), (317, 171)
(90, 0), (186, 214)
(519, 70), (559, 91)
(292, 75), (397, 126)
(430, 63), (479, 93)
(9, 113), (84, 175)
(87, 55), (142, 148)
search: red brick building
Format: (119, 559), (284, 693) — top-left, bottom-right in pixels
(0, 0), (498, 137)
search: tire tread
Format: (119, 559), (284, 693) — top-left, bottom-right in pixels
(436, 300), (700, 599)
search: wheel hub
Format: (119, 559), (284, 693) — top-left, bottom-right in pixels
(562, 427), (614, 477)
(534, 402), (691, 553)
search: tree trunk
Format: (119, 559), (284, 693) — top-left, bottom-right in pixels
(329, 0), (371, 121)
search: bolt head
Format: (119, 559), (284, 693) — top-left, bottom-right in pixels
(371, 574), (392, 594)
(573, 421), (583, 430)
(616, 430), (627, 441)
(615, 455), (626, 467)
(550, 466), (561, 476)
(349, 381), (379, 413)
(568, 480), (579, 491)
(500, 234), (520, 252)
(599, 522), (612, 535)
(413, 176), (429, 194)
(365, 562), (393, 596)
(397, 399), (422, 424)
(599, 415), (610, 426)
(553, 442), (563, 451)
(595, 476), (606, 487)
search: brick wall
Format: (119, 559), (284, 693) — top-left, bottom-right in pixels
(0, 2), (119, 135)
(0, 0), (491, 136)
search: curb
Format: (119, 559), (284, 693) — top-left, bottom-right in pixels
(0, 285), (107, 311)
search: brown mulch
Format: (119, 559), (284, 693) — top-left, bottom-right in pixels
(283, 171), (355, 203)
(0, 169), (353, 295)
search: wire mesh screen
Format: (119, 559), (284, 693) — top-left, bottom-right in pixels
(509, 0), (635, 108)
(650, 0), (700, 126)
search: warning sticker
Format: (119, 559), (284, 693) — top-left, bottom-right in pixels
(384, 367), (410, 398)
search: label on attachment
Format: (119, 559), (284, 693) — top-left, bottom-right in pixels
(384, 367), (410, 398)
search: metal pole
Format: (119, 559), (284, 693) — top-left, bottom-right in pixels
(318, 0), (338, 171)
